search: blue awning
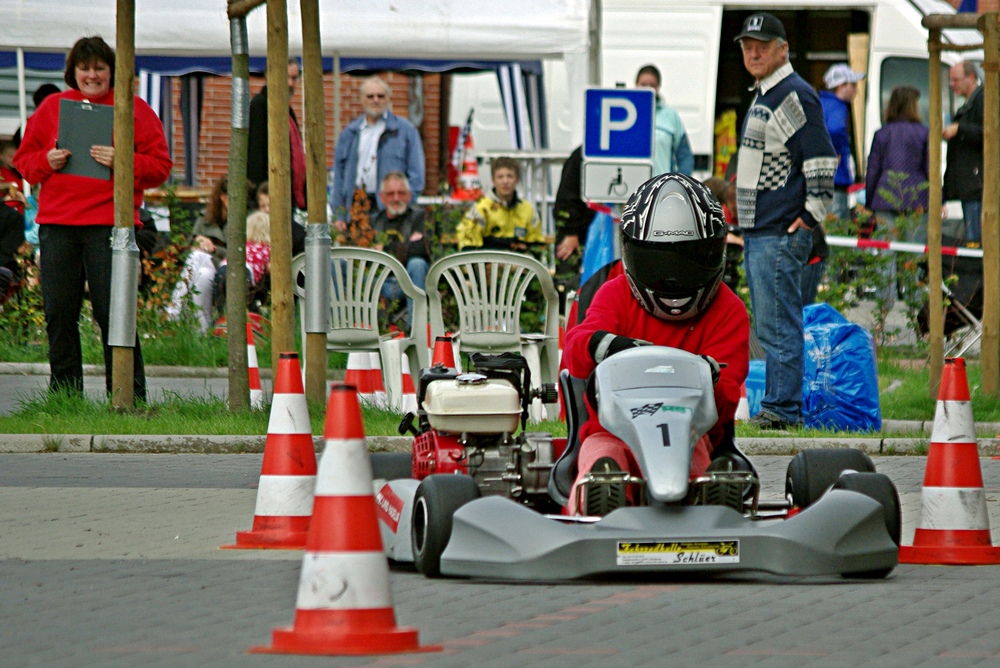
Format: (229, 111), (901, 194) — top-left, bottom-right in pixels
(1, 51), (541, 77)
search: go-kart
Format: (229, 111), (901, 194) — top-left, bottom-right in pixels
(372, 347), (900, 580)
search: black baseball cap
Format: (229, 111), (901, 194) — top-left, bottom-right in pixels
(733, 13), (787, 42)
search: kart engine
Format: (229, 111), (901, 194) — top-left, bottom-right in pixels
(404, 353), (558, 506)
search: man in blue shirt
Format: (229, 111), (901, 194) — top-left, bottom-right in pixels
(820, 63), (865, 220)
(734, 13), (837, 430)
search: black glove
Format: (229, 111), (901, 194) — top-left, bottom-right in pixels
(588, 330), (653, 364)
(700, 355), (721, 385)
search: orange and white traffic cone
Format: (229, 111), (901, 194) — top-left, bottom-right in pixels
(223, 352), (316, 550)
(431, 334), (459, 370)
(248, 323), (264, 409)
(735, 383), (750, 421)
(400, 352), (417, 414)
(345, 352), (377, 406)
(899, 357), (1000, 565)
(252, 383), (440, 656)
(369, 352), (388, 409)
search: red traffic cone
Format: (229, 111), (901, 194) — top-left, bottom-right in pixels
(400, 352), (417, 414)
(456, 150), (482, 200)
(252, 384), (440, 656)
(247, 324), (264, 409)
(223, 352), (316, 550)
(369, 352), (388, 409)
(431, 335), (458, 370)
(345, 352), (377, 406)
(899, 358), (1000, 564)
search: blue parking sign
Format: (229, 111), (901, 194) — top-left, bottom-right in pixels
(583, 88), (655, 161)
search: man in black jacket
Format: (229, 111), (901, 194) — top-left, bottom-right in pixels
(246, 58), (306, 212)
(943, 60), (984, 245)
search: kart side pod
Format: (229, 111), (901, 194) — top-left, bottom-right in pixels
(594, 348), (718, 503)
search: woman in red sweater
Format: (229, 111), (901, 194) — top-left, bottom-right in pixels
(14, 36), (172, 401)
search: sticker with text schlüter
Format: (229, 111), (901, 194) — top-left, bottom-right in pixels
(616, 540), (740, 566)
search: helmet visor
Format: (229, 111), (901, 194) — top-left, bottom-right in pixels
(623, 237), (726, 297)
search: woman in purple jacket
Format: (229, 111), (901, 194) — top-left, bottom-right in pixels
(865, 86), (929, 243)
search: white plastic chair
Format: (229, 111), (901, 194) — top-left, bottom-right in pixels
(291, 247), (428, 412)
(425, 250), (559, 420)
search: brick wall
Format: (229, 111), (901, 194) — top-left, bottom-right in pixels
(166, 72), (444, 195)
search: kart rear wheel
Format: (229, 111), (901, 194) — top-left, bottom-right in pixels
(834, 472), (901, 579)
(411, 474), (480, 577)
(371, 452), (413, 481)
(785, 449), (876, 509)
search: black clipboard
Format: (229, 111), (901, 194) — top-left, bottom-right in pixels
(57, 99), (113, 180)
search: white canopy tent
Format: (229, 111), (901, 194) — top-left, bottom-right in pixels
(6, 0), (589, 60)
(4, 0), (591, 144)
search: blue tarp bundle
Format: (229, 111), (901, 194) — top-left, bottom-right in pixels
(802, 303), (881, 431)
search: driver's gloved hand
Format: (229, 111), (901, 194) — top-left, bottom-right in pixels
(589, 330), (653, 364)
(700, 354), (721, 385)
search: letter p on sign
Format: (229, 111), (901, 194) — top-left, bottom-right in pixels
(600, 97), (637, 150)
(583, 88), (654, 161)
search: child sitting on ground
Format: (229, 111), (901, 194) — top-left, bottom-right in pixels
(456, 156), (545, 256)
(244, 210), (271, 287)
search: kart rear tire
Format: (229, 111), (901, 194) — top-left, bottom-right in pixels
(785, 449), (876, 509)
(411, 474), (480, 577)
(371, 452), (413, 481)
(834, 472), (901, 579)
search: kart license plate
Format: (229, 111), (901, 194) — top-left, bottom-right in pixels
(616, 540), (740, 566)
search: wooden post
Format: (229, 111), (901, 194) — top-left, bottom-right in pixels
(225, 3), (255, 410)
(300, 0), (330, 404)
(111, 0), (136, 409)
(981, 12), (1000, 396)
(926, 28), (944, 399)
(267, 0), (295, 372)
(848, 33), (870, 180)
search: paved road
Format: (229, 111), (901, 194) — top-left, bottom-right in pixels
(5, 453), (1000, 667)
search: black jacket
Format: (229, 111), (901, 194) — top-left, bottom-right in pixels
(247, 86), (306, 208)
(943, 84), (984, 201)
(370, 206), (430, 264)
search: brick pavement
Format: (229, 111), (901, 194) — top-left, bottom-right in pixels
(4, 454), (1000, 667)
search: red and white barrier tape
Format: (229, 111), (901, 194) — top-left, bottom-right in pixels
(825, 235), (983, 259)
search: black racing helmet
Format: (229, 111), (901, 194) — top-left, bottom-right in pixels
(620, 173), (727, 321)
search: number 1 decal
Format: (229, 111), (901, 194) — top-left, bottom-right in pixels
(656, 423), (670, 446)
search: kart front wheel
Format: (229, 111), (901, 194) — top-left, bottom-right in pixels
(785, 449), (876, 509)
(411, 474), (480, 577)
(371, 452), (413, 481)
(834, 472), (901, 579)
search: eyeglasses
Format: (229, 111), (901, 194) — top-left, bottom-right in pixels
(382, 190), (409, 197)
(365, 93), (386, 99)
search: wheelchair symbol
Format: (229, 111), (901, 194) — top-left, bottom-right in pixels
(608, 167), (629, 197)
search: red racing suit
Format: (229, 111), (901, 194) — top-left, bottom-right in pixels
(563, 275), (750, 491)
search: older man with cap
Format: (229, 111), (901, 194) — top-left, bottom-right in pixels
(734, 13), (837, 430)
(821, 63), (865, 220)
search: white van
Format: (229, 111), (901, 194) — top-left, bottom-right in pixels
(451, 0), (982, 181)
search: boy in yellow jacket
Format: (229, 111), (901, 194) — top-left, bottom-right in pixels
(457, 156), (545, 255)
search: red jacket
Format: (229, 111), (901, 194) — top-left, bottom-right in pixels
(13, 89), (172, 227)
(564, 275), (750, 454)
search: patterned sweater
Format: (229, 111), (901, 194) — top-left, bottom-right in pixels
(736, 63), (836, 235)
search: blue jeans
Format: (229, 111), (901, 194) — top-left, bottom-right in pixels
(800, 259), (825, 306)
(381, 256), (429, 326)
(743, 228), (812, 423)
(962, 200), (982, 243)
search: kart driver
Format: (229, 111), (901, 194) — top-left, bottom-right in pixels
(562, 173), (750, 515)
